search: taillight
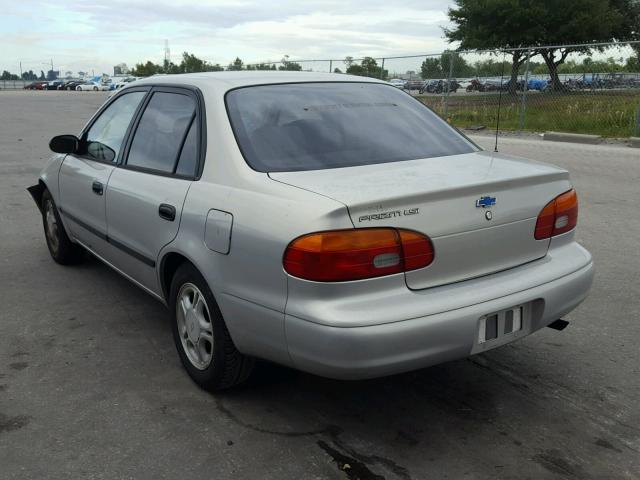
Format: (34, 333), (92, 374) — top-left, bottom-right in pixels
(535, 189), (578, 240)
(283, 228), (434, 282)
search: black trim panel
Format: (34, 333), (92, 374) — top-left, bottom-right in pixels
(107, 236), (156, 268)
(60, 208), (156, 268)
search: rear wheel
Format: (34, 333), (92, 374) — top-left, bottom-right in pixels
(41, 190), (84, 264)
(169, 263), (254, 391)
(93, 86), (98, 91)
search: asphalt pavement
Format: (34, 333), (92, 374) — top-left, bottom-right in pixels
(1, 90), (639, 479)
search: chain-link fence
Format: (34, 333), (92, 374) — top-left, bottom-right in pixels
(246, 41), (640, 137)
(0, 79), (29, 90)
(5, 41), (640, 136)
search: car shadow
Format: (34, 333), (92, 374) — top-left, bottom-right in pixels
(75, 254), (596, 479)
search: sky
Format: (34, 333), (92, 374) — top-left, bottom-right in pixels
(1, 0), (457, 76)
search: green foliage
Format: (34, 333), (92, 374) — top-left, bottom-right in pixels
(21, 70), (37, 81)
(246, 63), (277, 70)
(130, 61), (161, 77)
(446, 0), (638, 89)
(418, 91), (640, 137)
(227, 57), (244, 71)
(421, 58), (442, 79)
(129, 52), (224, 76)
(38, 70), (45, 80)
(1, 70), (19, 80)
(279, 60), (302, 71)
(421, 52), (477, 78)
(346, 57), (388, 79)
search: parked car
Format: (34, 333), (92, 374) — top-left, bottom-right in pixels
(419, 79), (460, 94)
(527, 78), (548, 91)
(24, 81), (48, 90)
(61, 80), (84, 91)
(46, 80), (64, 90)
(76, 81), (109, 91)
(404, 79), (424, 90)
(466, 79), (485, 92)
(388, 78), (406, 89)
(29, 72), (593, 391)
(110, 77), (138, 90)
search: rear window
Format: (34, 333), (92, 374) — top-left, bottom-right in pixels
(226, 82), (475, 172)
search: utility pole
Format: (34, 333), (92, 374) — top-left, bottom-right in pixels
(19, 61), (22, 79)
(519, 48), (532, 131)
(164, 39), (171, 71)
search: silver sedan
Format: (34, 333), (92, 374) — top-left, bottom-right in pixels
(28, 72), (594, 390)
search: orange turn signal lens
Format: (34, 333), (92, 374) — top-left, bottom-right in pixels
(283, 228), (434, 282)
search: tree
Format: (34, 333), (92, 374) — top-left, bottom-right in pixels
(343, 56), (355, 69)
(163, 60), (182, 74)
(279, 55), (302, 71)
(22, 70), (37, 81)
(346, 57), (387, 79)
(39, 70), (45, 80)
(227, 57), (244, 71)
(333, 67), (342, 73)
(130, 61), (161, 76)
(420, 57), (442, 79)
(1, 70), (18, 80)
(181, 52), (208, 73)
(246, 63), (277, 70)
(445, 0), (635, 91)
(446, 0), (541, 92)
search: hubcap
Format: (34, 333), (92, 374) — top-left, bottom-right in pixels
(44, 200), (59, 253)
(176, 283), (214, 370)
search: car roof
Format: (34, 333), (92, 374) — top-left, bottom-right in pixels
(131, 71), (386, 91)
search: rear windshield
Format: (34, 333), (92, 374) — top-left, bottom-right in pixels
(225, 82), (475, 172)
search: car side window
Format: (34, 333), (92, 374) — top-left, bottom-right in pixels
(126, 92), (196, 175)
(84, 91), (146, 163)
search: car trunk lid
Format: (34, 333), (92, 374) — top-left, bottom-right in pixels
(270, 151), (572, 290)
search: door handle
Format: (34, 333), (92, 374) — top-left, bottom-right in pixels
(158, 203), (176, 221)
(92, 181), (103, 195)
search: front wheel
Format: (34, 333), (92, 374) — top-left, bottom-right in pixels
(170, 263), (254, 391)
(93, 86), (98, 91)
(41, 190), (84, 264)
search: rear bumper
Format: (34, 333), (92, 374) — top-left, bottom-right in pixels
(284, 240), (594, 379)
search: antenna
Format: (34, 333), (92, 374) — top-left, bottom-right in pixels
(494, 51), (507, 153)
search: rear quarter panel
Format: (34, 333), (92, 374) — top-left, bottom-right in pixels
(161, 175), (352, 364)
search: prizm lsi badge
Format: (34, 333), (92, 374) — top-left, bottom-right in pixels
(358, 208), (419, 222)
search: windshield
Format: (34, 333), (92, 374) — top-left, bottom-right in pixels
(225, 82), (476, 172)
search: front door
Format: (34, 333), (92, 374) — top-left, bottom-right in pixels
(58, 90), (147, 257)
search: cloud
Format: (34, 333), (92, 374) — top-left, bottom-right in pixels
(1, 0), (455, 75)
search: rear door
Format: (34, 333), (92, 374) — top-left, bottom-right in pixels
(58, 89), (147, 257)
(103, 87), (204, 293)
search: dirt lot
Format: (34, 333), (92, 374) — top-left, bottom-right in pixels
(1, 90), (639, 479)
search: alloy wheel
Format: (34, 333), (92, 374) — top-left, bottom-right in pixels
(176, 283), (214, 370)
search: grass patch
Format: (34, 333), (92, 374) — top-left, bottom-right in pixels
(417, 91), (640, 137)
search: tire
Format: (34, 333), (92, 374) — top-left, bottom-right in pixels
(93, 86), (98, 91)
(169, 262), (254, 391)
(41, 190), (84, 265)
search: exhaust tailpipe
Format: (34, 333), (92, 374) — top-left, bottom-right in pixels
(547, 319), (569, 331)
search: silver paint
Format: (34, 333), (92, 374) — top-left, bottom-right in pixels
(33, 72), (594, 380)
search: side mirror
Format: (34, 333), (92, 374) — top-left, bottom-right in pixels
(49, 134), (79, 154)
